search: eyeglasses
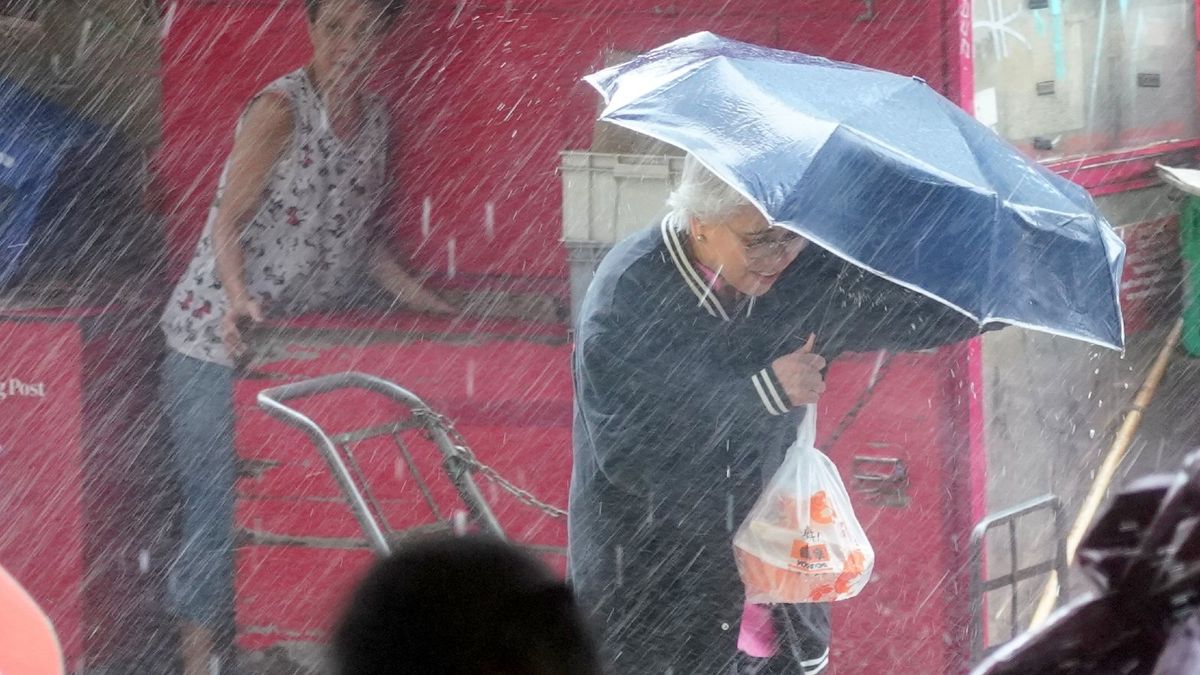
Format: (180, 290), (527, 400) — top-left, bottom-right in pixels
(722, 223), (806, 263)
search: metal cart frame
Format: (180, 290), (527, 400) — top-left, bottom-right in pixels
(256, 372), (511, 556)
(967, 494), (1068, 663)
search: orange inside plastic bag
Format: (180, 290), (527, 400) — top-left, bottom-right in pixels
(735, 535), (869, 603)
(733, 406), (874, 604)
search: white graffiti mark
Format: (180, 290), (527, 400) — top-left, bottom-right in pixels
(974, 0), (1031, 61)
(1085, 0), (1109, 132)
(959, 0), (973, 62)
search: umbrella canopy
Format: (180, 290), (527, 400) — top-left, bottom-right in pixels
(586, 32), (1125, 350)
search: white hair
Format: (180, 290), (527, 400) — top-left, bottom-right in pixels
(667, 153), (753, 225)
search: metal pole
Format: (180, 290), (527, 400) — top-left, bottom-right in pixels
(258, 380), (392, 556)
(1029, 318), (1184, 627)
(967, 494), (1063, 662)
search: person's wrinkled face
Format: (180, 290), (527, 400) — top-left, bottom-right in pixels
(696, 206), (807, 297)
(308, 0), (388, 94)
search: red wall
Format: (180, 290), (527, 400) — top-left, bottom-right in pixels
(0, 322), (87, 667)
(158, 0), (957, 283)
(0, 308), (172, 672)
(157, 4), (982, 671)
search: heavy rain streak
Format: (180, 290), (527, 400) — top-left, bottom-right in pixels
(1, 1), (1199, 674)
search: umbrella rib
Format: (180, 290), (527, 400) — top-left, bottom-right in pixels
(588, 56), (720, 120)
(828, 82), (992, 192)
(938, 98), (1052, 205)
(836, 126), (986, 191)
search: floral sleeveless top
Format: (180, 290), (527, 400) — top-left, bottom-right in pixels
(161, 68), (389, 366)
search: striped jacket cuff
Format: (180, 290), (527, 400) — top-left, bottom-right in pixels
(802, 647), (830, 674)
(751, 368), (790, 416)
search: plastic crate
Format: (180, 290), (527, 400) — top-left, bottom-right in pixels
(560, 151), (684, 244)
(565, 240), (611, 327)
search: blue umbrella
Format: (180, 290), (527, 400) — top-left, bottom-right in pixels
(585, 32), (1126, 350)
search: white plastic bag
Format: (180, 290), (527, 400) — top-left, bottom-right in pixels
(733, 405), (874, 604)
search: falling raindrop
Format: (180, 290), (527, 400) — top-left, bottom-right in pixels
(160, 2), (178, 40)
(0, 10), (1193, 672)
(615, 545), (624, 588)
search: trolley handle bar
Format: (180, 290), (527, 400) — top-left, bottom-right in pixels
(258, 372), (430, 410)
(256, 372), (507, 551)
(256, 386), (393, 556)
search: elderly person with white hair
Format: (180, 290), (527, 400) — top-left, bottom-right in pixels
(568, 154), (983, 674)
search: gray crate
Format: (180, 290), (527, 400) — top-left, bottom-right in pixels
(565, 241), (611, 327)
(560, 151), (684, 243)
(561, 151), (684, 325)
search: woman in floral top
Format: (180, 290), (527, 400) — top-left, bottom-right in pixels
(158, 1), (451, 672)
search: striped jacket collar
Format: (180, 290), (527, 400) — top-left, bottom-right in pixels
(661, 213), (759, 321)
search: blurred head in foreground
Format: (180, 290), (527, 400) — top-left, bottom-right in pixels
(332, 534), (600, 675)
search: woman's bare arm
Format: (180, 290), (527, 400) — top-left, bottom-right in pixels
(211, 93), (293, 356)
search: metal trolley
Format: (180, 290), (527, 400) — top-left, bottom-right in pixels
(255, 372), (565, 557)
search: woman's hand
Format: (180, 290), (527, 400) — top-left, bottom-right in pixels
(770, 334), (827, 407)
(404, 288), (458, 315)
(367, 245), (459, 315)
(219, 294), (265, 360)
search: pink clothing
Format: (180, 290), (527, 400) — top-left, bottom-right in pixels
(737, 601), (779, 658)
(694, 259), (727, 295)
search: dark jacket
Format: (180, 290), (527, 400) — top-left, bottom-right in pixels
(568, 216), (980, 673)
